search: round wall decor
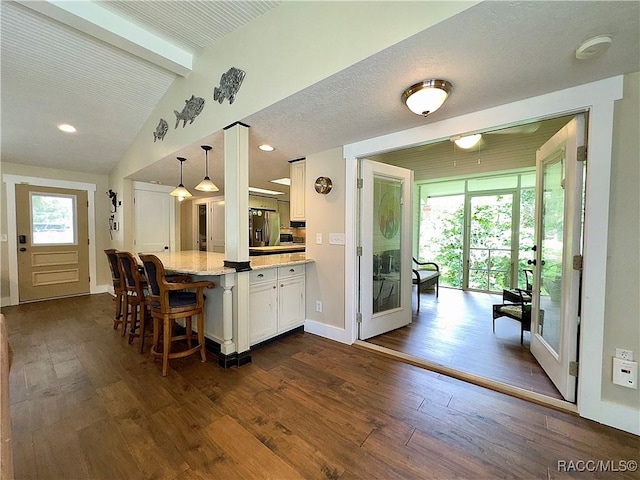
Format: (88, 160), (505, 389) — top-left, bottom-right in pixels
(314, 176), (333, 194)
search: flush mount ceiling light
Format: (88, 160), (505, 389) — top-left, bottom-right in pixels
(57, 123), (76, 133)
(195, 145), (219, 192)
(258, 144), (275, 152)
(576, 35), (612, 60)
(451, 133), (482, 149)
(170, 157), (192, 201)
(402, 79), (452, 116)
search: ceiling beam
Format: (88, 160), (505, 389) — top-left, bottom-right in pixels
(16, 0), (193, 76)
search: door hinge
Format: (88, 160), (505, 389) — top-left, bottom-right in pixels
(577, 145), (587, 162)
(356, 312), (362, 323)
(572, 254), (583, 271)
(356, 246), (363, 256)
(569, 361), (579, 377)
(357, 178), (363, 189)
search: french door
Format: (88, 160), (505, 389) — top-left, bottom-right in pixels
(530, 115), (585, 402)
(358, 160), (413, 339)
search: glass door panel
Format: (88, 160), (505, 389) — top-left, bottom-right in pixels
(538, 158), (564, 352)
(467, 194), (514, 292)
(373, 177), (402, 314)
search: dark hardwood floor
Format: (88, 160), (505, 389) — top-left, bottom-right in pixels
(368, 287), (563, 399)
(3, 294), (638, 479)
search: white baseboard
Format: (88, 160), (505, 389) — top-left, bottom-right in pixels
(583, 399), (640, 435)
(0, 297), (11, 308)
(304, 318), (353, 345)
(93, 284), (111, 295)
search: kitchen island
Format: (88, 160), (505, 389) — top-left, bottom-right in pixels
(149, 250), (313, 367)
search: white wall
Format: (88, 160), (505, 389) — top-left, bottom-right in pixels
(602, 72), (640, 409)
(304, 148), (349, 340)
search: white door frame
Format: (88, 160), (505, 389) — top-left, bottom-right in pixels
(344, 76), (635, 433)
(2, 174), (97, 306)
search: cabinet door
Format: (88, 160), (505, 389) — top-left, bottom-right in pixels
(249, 196), (277, 211)
(278, 275), (305, 332)
(249, 281), (278, 345)
(290, 161), (305, 221)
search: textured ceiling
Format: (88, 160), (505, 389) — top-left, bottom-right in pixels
(1, 1), (639, 199)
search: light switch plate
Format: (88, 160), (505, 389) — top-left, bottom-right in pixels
(329, 233), (345, 245)
(316, 233), (322, 245)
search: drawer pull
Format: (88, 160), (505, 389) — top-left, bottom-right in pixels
(289, 268), (295, 272)
(257, 273), (264, 278)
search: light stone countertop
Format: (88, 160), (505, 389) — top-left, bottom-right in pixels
(149, 250), (312, 276)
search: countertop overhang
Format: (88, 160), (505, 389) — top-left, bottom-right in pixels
(148, 250), (312, 276)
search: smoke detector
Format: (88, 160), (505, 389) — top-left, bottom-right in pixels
(576, 35), (612, 60)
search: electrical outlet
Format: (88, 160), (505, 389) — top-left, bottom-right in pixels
(613, 357), (638, 389)
(616, 349), (634, 361)
(315, 301), (323, 313)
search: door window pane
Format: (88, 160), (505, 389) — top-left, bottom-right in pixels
(419, 194), (464, 288)
(373, 177), (402, 314)
(31, 193), (76, 245)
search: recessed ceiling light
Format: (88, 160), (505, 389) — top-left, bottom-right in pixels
(270, 177), (291, 186)
(57, 123), (77, 133)
(258, 144), (275, 152)
(248, 186), (285, 196)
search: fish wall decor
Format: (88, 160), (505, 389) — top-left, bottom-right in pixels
(213, 67), (246, 104)
(174, 95), (205, 128)
(153, 118), (168, 142)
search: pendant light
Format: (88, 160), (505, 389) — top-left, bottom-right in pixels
(195, 145), (219, 192)
(170, 157), (192, 201)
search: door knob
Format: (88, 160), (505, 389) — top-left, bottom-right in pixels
(19, 247), (26, 252)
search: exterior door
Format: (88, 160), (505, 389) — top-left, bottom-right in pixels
(359, 159), (413, 339)
(134, 188), (172, 253)
(530, 115), (585, 402)
(16, 185), (89, 302)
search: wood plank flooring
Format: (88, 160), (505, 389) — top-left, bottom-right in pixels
(368, 287), (563, 399)
(3, 294), (638, 479)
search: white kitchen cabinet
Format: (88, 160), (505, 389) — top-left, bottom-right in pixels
(249, 195), (278, 211)
(290, 160), (305, 221)
(249, 264), (305, 346)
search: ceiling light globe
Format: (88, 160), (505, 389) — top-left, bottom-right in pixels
(454, 134), (482, 149)
(402, 79), (452, 116)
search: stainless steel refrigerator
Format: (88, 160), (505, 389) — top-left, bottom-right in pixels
(249, 208), (280, 246)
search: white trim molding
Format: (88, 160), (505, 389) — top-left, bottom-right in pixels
(343, 75), (637, 434)
(2, 174), (98, 306)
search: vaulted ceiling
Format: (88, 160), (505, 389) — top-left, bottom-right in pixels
(2, 1), (638, 198)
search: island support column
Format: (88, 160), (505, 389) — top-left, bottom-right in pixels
(222, 122), (251, 367)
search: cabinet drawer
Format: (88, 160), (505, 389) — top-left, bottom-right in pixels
(250, 268), (277, 284)
(278, 264), (305, 279)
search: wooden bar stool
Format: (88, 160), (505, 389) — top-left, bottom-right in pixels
(117, 251), (151, 352)
(104, 249), (126, 330)
(139, 254), (214, 376)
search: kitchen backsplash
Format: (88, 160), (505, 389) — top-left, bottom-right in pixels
(280, 226), (306, 244)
